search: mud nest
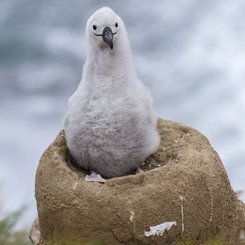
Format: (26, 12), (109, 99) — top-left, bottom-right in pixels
(35, 119), (245, 245)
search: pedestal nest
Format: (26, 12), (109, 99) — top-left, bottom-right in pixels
(35, 119), (245, 245)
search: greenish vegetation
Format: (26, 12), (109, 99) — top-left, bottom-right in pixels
(178, 236), (225, 245)
(0, 206), (31, 245)
(206, 236), (225, 245)
(47, 237), (106, 245)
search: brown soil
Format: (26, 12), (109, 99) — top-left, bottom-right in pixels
(35, 119), (245, 245)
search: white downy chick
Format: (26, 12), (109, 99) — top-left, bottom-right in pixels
(64, 7), (160, 180)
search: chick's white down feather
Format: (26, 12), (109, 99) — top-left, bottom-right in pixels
(64, 7), (160, 178)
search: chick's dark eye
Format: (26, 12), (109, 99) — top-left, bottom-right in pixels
(115, 22), (118, 28)
(93, 25), (97, 30)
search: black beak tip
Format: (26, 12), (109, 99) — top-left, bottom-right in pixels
(102, 27), (114, 50)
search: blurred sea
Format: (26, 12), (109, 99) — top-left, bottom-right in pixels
(0, 0), (244, 225)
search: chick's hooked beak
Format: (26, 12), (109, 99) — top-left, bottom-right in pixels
(102, 27), (114, 49)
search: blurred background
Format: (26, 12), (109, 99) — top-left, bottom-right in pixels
(0, 0), (244, 228)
